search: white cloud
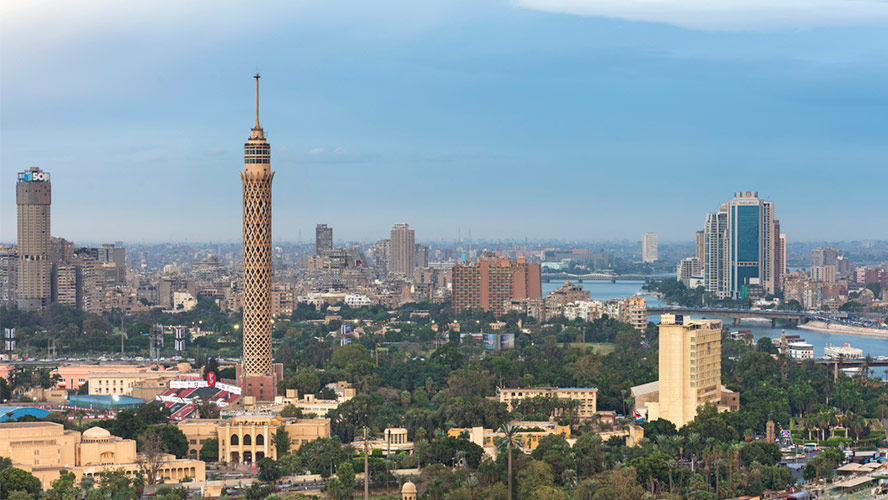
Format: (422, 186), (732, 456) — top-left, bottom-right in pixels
(513, 0), (888, 30)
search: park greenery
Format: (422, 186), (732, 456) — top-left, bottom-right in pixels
(3, 295), (888, 499)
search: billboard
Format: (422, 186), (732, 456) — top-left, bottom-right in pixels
(500, 334), (515, 350)
(482, 334), (498, 351)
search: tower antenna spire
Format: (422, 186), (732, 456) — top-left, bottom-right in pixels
(254, 72), (261, 129)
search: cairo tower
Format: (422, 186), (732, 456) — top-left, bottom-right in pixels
(236, 75), (283, 401)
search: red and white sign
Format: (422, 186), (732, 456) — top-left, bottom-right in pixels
(206, 371), (217, 388)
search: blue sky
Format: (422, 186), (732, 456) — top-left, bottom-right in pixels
(2, 0), (887, 244)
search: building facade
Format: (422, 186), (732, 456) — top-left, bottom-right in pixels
(704, 205), (729, 298)
(497, 387), (597, 422)
(389, 223), (415, 276)
(451, 254), (541, 315)
(0, 422), (204, 488)
(16, 167), (52, 311)
(644, 315), (726, 427)
(178, 416), (330, 463)
(704, 192), (781, 299)
(315, 224), (333, 255)
(0, 246), (18, 307)
(642, 233), (658, 263)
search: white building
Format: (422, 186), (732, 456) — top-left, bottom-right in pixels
(172, 291), (198, 312)
(811, 265), (837, 283)
(643, 233), (658, 263)
(344, 294), (372, 307)
(676, 257), (701, 287)
(824, 344), (863, 359)
(786, 341), (814, 359)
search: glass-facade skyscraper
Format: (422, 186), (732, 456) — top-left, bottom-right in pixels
(704, 192), (779, 300)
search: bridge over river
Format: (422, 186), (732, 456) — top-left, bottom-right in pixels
(541, 272), (674, 283)
(646, 306), (809, 327)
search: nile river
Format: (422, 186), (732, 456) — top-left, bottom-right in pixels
(541, 280), (888, 360)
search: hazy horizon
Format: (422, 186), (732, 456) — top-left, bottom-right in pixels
(3, 1), (888, 243)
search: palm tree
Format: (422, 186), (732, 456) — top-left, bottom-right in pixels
(852, 416), (869, 442)
(712, 455), (723, 499)
(464, 473), (478, 500)
(666, 458), (677, 495)
(454, 449), (467, 468)
(879, 393), (888, 421)
(727, 442), (742, 493)
(577, 479), (598, 500)
(496, 423), (522, 500)
(686, 433), (701, 473)
(562, 468), (577, 498)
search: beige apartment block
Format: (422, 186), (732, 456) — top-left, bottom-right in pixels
(497, 387), (597, 422)
(88, 371), (178, 397)
(0, 422), (205, 489)
(448, 422), (571, 459)
(632, 315), (737, 428)
(271, 386), (355, 417)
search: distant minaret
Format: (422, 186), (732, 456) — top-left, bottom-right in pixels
(237, 74), (281, 402)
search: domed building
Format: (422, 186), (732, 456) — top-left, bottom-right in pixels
(0, 421), (205, 488)
(401, 481), (417, 500)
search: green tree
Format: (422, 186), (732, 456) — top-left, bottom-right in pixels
(44, 471), (78, 500)
(0, 467), (41, 499)
(629, 450), (671, 486)
(0, 377), (11, 403)
(200, 438), (219, 462)
(135, 403), (170, 425)
(516, 459), (555, 500)
(329, 394), (375, 443)
(296, 437), (351, 477)
(273, 425), (291, 457)
(280, 404), (302, 418)
(740, 441), (781, 467)
(156, 425), (188, 458)
(257, 457), (283, 483)
(330, 461), (356, 500)
(496, 424), (521, 500)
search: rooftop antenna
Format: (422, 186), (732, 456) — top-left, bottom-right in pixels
(253, 72), (261, 129)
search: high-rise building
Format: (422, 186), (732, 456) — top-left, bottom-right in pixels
(811, 265), (837, 283)
(374, 239), (391, 276)
(72, 251), (104, 314)
(54, 264), (78, 307)
(0, 246), (17, 308)
(389, 223), (415, 275)
(451, 253), (541, 315)
(50, 237), (74, 266)
(774, 222), (785, 292)
(703, 192), (780, 299)
(97, 243), (126, 286)
(654, 315), (723, 427)
(676, 257), (701, 287)
(315, 224), (333, 255)
(16, 167), (52, 311)
(695, 231), (705, 262)
(703, 205), (729, 298)
(414, 244), (429, 269)
(236, 75), (281, 402)
(642, 233), (658, 263)
(726, 192), (775, 298)
(810, 247), (840, 268)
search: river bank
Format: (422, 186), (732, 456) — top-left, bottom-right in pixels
(799, 320), (888, 339)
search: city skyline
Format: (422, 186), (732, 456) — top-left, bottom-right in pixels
(3, 2), (888, 243)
